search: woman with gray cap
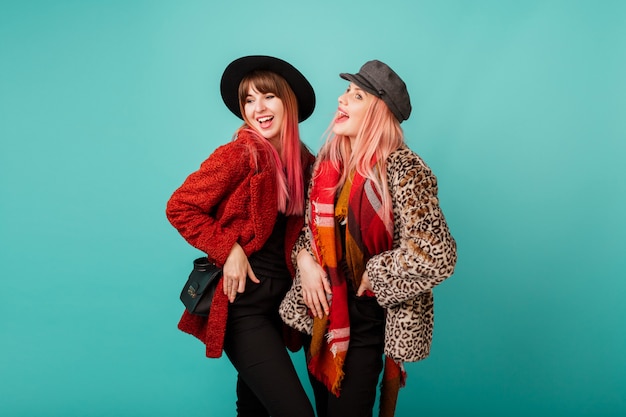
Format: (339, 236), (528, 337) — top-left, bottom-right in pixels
(167, 55), (316, 417)
(280, 60), (457, 417)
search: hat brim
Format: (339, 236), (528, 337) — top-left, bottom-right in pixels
(339, 72), (380, 97)
(220, 55), (315, 122)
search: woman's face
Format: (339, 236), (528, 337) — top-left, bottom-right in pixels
(243, 83), (284, 144)
(333, 82), (374, 142)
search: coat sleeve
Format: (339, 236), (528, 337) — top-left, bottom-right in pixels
(281, 212), (315, 336)
(367, 148), (457, 308)
(166, 141), (251, 266)
(280, 153), (317, 335)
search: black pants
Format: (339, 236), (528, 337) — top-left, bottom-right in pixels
(223, 276), (314, 417)
(308, 292), (385, 417)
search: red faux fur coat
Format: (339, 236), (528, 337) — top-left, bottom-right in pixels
(166, 129), (314, 358)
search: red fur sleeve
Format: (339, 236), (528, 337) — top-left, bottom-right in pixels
(166, 141), (252, 266)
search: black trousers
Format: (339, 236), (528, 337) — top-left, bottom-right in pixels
(308, 292), (385, 417)
(223, 276), (314, 417)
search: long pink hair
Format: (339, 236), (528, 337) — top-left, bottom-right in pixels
(236, 70), (308, 216)
(317, 96), (404, 215)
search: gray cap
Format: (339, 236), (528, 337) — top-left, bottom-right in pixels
(340, 60), (411, 122)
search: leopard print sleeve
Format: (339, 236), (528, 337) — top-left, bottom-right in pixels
(367, 146), (457, 308)
(281, 220), (315, 334)
(291, 226), (312, 267)
(280, 176), (316, 335)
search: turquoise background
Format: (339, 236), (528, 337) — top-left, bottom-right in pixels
(1, 1), (624, 416)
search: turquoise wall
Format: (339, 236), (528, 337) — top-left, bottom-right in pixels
(1, 1), (624, 416)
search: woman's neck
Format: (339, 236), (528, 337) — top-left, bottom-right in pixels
(269, 136), (282, 155)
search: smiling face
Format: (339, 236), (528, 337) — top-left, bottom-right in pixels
(243, 83), (285, 144)
(333, 82), (375, 143)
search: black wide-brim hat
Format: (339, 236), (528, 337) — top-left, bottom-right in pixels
(220, 55), (315, 122)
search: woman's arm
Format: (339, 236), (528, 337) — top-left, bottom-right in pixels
(166, 141), (250, 266)
(367, 148), (457, 307)
(296, 247), (331, 318)
(291, 163), (332, 318)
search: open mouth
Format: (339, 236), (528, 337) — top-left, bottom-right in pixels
(336, 110), (349, 122)
(257, 116), (274, 128)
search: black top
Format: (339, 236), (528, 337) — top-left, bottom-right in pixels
(248, 213), (291, 281)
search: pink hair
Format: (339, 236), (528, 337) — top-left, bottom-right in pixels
(236, 70), (307, 216)
(317, 97), (404, 215)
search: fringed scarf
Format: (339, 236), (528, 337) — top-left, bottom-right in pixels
(308, 159), (406, 417)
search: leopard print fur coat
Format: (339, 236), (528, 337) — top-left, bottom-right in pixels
(279, 145), (457, 362)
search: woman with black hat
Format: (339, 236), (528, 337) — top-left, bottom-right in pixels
(280, 60), (458, 417)
(166, 55), (316, 417)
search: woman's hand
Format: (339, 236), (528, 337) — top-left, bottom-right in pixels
(297, 249), (331, 318)
(356, 270), (374, 297)
(222, 242), (259, 303)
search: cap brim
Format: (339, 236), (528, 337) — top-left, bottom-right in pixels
(220, 55), (315, 122)
(339, 72), (379, 97)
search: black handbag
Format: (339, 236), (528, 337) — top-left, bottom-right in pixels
(180, 257), (222, 316)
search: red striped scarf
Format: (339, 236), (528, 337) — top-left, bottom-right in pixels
(308, 159), (406, 416)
